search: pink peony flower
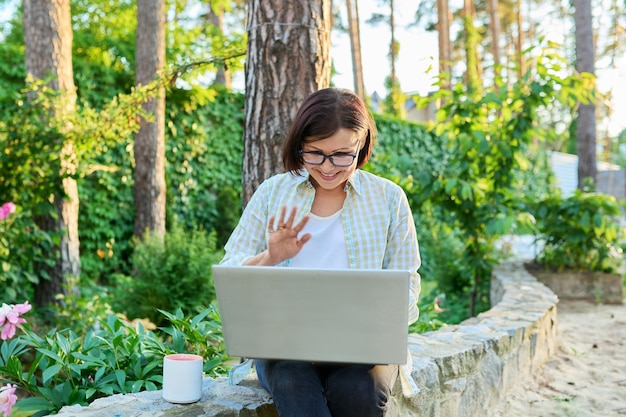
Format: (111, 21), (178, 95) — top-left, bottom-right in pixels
(0, 384), (17, 417)
(0, 301), (31, 340)
(0, 202), (16, 221)
(12, 301), (31, 315)
(0, 304), (11, 327)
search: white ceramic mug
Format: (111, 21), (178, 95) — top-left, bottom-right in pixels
(162, 353), (203, 404)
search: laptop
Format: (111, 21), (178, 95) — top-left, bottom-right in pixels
(212, 265), (410, 365)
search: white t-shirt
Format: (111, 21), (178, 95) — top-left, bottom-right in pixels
(289, 209), (350, 269)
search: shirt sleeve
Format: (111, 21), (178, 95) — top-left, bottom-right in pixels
(384, 187), (421, 325)
(220, 180), (271, 266)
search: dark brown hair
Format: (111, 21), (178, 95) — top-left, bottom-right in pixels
(282, 88), (377, 174)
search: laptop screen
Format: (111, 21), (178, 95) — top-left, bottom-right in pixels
(212, 265), (410, 364)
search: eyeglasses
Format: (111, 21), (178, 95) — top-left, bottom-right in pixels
(298, 142), (360, 167)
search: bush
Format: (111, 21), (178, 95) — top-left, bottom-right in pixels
(532, 190), (625, 273)
(0, 204), (56, 305)
(78, 89), (244, 284)
(0, 304), (227, 417)
(110, 222), (223, 326)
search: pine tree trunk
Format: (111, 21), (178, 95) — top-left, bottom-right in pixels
(463, 0), (481, 93)
(209, 5), (232, 88)
(389, 0), (397, 89)
(242, 0), (331, 206)
(347, 0), (365, 100)
(487, 0), (501, 75)
(515, 0), (525, 78)
(437, 0), (451, 84)
(24, 0), (80, 307)
(134, 0), (167, 238)
(573, 0), (597, 189)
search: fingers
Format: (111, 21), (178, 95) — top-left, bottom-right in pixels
(298, 233), (312, 246)
(284, 206), (297, 228)
(272, 206), (306, 232)
(293, 213), (310, 233)
(268, 215), (277, 232)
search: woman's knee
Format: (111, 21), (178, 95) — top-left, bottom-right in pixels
(263, 361), (323, 395)
(326, 365), (396, 417)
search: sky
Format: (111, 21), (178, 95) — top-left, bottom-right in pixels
(329, 1), (439, 97)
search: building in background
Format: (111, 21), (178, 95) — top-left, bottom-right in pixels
(550, 151), (624, 200)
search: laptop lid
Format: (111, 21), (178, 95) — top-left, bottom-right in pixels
(212, 265), (410, 364)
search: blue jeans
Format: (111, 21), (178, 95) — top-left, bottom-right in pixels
(255, 359), (398, 417)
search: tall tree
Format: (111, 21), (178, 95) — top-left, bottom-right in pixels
(242, 0), (332, 206)
(134, 0), (167, 238)
(201, 0), (248, 88)
(388, 0), (398, 95)
(384, 0), (405, 117)
(463, 0), (481, 94)
(23, 0), (80, 307)
(208, 3), (232, 88)
(346, 0), (365, 101)
(515, 0), (525, 79)
(487, 0), (501, 76)
(368, 0), (404, 116)
(573, 0), (597, 189)
(437, 0), (452, 85)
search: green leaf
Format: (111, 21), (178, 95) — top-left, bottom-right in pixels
(85, 388), (97, 400)
(130, 380), (144, 392)
(444, 178), (457, 194)
(42, 364), (63, 385)
(115, 369), (126, 391)
(36, 348), (64, 363)
(72, 352), (107, 367)
(460, 182), (473, 201)
(14, 397), (54, 413)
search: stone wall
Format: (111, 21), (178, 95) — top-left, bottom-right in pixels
(53, 260), (559, 417)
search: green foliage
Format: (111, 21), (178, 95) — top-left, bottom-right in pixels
(110, 222), (223, 326)
(165, 87), (244, 245)
(412, 45), (594, 316)
(0, 305), (227, 416)
(0, 0), (247, 287)
(51, 277), (116, 333)
(78, 88), (245, 283)
(0, 205), (56, 304)
(409, 298), (447, 334)
(71, 0), (137, 108)
(382, 75), (406, 118)
(369, 116), (447, 179)
(0, 74), (244, 290)
(368, 116), (497, 318)
(0, 77), (152, 293)
(77, 150), (136, 283)
(531, 190), (625, 273)
(0, 82), (68, 217)
(369, 44), (593, 318)
(157, 307), (227, 375)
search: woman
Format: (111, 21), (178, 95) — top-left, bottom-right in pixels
(220, 87), (421, 417)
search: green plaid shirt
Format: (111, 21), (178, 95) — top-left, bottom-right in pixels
(221, 169), (421, 325)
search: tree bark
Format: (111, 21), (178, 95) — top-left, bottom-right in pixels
(573, 0), (597, 189)
(347, 0), (365, 101)
(463, 0), (480, 93)
(487, 0), (501, 76)
(515, 0), (525, 78)
(437, 0), (451, 84)
(134, 0), (167, 238)
(208, 4), (232, 88)
(242, 0), (331, 206)
(389, 0), (397, 89)
(24, 0), (80, 307)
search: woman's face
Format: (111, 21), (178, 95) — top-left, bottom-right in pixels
(301, 128), (363, 193)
